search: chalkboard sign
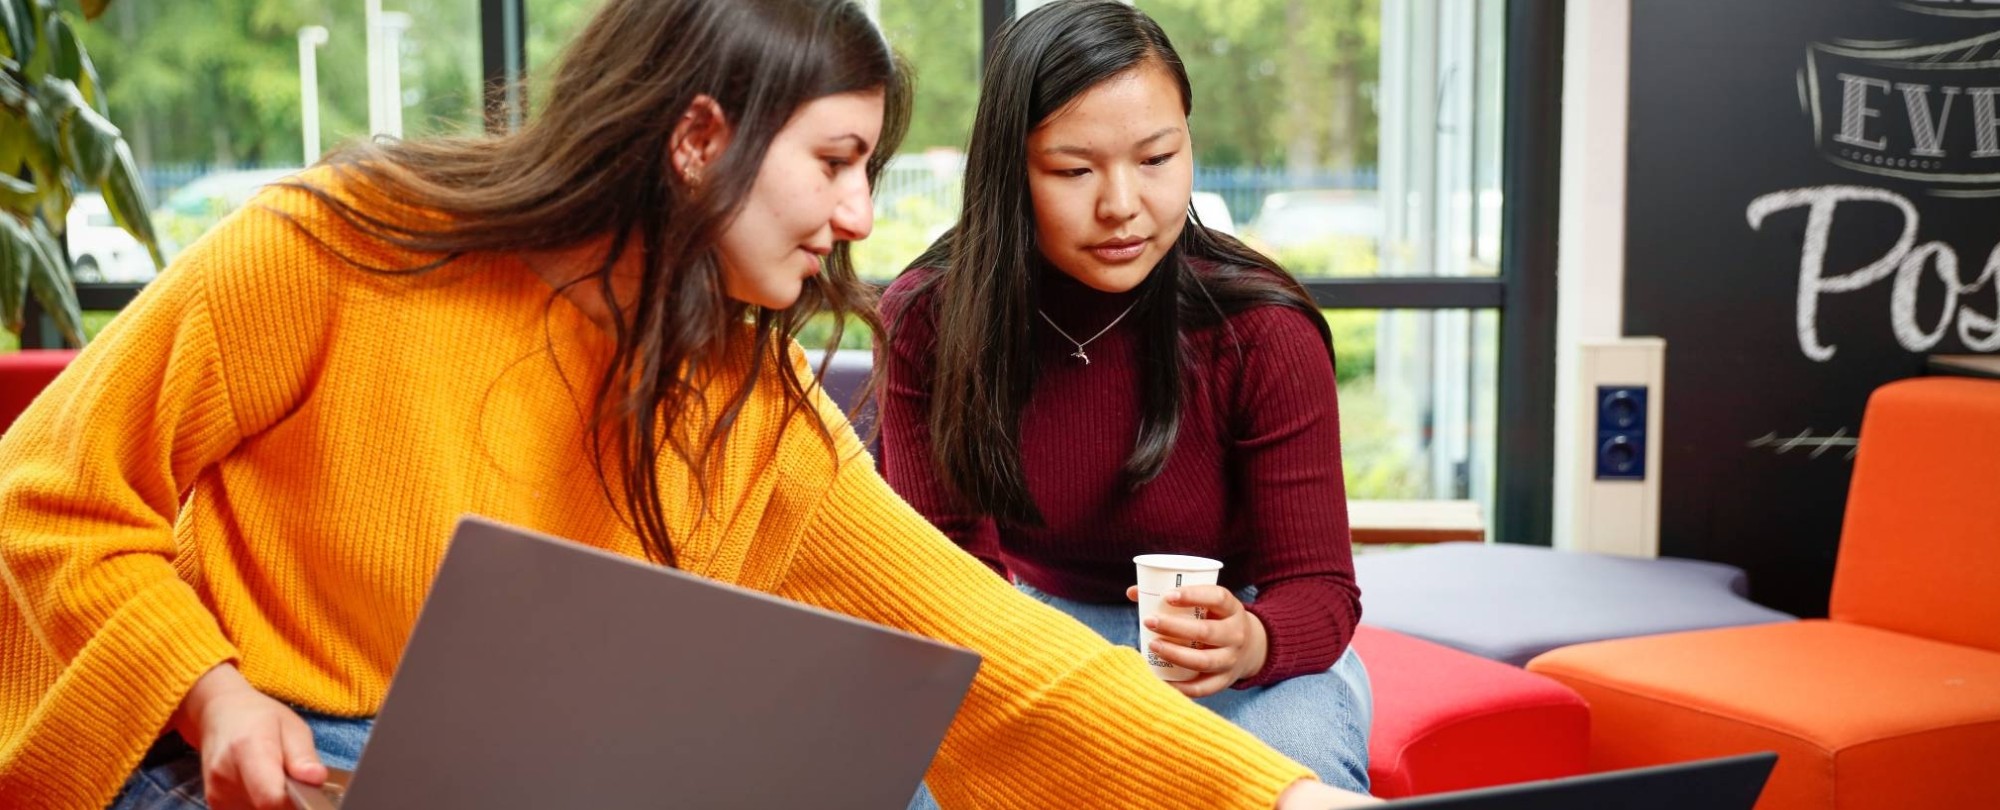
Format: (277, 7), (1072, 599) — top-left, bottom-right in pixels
(1627, 0), (2000, 617)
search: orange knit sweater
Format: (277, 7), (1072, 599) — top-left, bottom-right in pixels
(0, 175), (1311, 809)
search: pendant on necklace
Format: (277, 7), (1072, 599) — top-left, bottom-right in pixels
(1073, 349), (1091, 364)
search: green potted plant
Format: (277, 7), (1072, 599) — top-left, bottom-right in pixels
(0, 0), (159, 347)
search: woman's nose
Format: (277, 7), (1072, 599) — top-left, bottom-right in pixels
(833, 183), (874, 242)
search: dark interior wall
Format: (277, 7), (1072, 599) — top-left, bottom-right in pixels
(1626, 0), (2000, 617)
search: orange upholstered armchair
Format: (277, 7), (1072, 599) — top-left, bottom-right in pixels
(1528, 377), (2000, 810)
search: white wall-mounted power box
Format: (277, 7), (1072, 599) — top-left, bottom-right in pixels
(1566, 338), (1665, 558)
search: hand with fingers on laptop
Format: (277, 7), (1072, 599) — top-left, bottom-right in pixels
(170, 662), (328, 810)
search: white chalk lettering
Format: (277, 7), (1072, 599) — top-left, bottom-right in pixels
(1897, 83), (1960, 158)
(1746, 185), (2000, 359)
(1975, 88), (2000, 159)
(1835, 74), (1892, 151)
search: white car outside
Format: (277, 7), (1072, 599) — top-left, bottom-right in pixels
(1191, 191), (1236, 235)
(67, 192), (157, 284)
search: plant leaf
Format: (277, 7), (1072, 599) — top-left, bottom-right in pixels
(25, 89), (67, 230)
(18, 1), (43, 83)
(24, 214), (80, 345)
(0, 102), (34, 177)
(59, 104), (114, 185)
(75, 35), (104, 116)
(5, 0), (32, 65)
(48, 77), (114, 185)
(0, 0), (18, 62)
(39, 12), (102, 122)
(0, 214), (24, 334)
(0, 171), (35, 209)
(42, 14), (74, 84)
(102, 139), (160, 268)
(21, 95), (57, 167)
(0, 64), (24, 110)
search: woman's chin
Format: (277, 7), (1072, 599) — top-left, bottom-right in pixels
(722, 282), (805, 311)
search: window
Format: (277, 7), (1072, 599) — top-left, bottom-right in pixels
(856, 0), (981, 282)
(4, 1), (487, 352)
(18, 0), (1557, 544)
(79, 0), (485, 264)
(1330, 309), (1499, 503)
(1136, 0), (1510, 516)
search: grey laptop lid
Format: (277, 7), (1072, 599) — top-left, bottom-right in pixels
(1382, 752), (1776, 809)
(308, 515), (981, 810)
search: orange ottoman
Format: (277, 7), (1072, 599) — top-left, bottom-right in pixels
(1352, 625), (1588, 798)
(1526, 379), (2000, 810)
(1529, 621), (2000, 810)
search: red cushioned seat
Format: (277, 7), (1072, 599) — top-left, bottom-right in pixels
(1352, 624), (1589, 798)
(0, 350), (76, 434)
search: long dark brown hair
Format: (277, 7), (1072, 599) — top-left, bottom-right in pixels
(277, 0), (910, 568)
(896, 0), (1331, 527)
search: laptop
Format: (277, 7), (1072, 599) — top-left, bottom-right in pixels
(288, 515), (982, 809)
(1380, 752), (1777, 809)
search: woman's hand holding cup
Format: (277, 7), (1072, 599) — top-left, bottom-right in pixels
(1125, 582), (1269, 697)
(1129, 554), (1269, 698)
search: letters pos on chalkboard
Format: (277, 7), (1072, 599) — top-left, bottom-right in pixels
(1626, 0), (1998, 617)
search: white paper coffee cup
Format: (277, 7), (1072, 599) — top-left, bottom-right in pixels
(1133, 554), (1224, 682)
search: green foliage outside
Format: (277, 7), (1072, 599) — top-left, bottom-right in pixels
(73, 0), (484, 169)
(0, 0), (164, 345)
(27, 0), (1418, 498)
(1146, 0), (1378, 171)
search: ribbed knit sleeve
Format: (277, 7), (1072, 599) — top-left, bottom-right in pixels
(1225, 306), (1362, 687)
(0, 235), (261, 808)
(776, 416), (1311, 808)
(877, 272), (1007, 577)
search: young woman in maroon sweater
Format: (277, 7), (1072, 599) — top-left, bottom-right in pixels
(879, 1), (1371, 804)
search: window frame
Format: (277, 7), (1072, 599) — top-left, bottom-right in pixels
(20, 0), (1558, 546)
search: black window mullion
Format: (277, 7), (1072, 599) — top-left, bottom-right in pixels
(1494, 0), (1563, 546)
(482, 0), (527, 135)
(981, 0), (1013, 71)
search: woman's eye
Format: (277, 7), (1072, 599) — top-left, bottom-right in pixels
(1055, 167), (1091, 178)
(1143, 152), (1177, 167)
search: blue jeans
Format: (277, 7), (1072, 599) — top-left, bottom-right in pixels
(106, 709), (376, 810)
(909, 584), (1373, 808)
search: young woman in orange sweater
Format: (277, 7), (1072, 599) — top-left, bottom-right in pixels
(0, 1), (1377, 809)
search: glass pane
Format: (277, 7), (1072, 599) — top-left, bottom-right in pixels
(80, 0), (485, 267)
(1132, 0), (1502, 278)
(1330, 308), (1499, 521)
(525, 0), (604, 78)
(1377, 0), (1505, 277)
(855, 0), (980, 282)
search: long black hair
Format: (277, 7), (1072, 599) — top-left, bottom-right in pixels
(897, 0), (1332, 526)
(286, 0), (910, 568)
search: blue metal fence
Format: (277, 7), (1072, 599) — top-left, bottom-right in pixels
(138, 163), (225, 207)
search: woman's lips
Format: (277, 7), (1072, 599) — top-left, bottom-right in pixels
(1088, 238), (1146, 263)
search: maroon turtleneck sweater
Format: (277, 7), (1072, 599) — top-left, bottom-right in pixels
(878, 266), (1360, 687)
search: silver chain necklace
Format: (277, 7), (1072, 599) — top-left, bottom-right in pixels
(1038, 300), (1140, 365)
